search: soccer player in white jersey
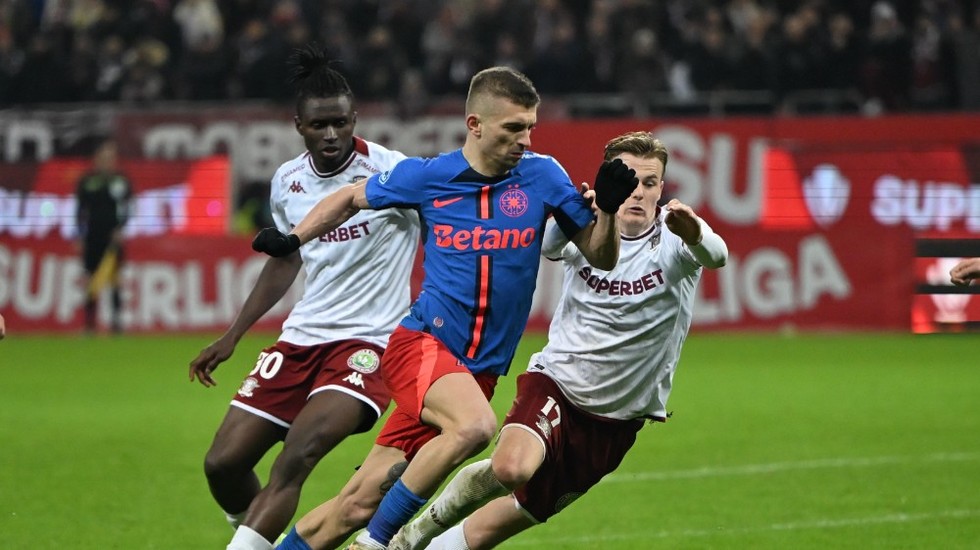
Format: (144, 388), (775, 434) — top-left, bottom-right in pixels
(187, 43), (419, 550)
(390, 131), (728, 550)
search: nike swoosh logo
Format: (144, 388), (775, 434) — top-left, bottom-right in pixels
(433, 197), (463, 208)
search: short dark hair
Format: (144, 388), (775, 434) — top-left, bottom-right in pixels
(465, 67), (540, 112)
(604, 131), (669, 174)
(287, 42), (353, 114)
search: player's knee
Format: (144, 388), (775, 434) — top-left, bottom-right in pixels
(450, 415), (497, 457)
(489, 455), (534, 489)
(203, 448), (241, 482)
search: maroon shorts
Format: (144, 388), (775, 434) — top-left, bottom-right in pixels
(375, 326), (498, 461)
(231, 339), (390, 428)
(507, 372), (644, 523)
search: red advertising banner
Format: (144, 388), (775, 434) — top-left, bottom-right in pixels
(4, 112), (979, 333)
(0, 235), (298, 333)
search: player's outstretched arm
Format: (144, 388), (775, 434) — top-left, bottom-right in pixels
(950, 257), (980, 286)
(252, 182), (369, 257)
(664, 198), (728, 269)
(189, 254), (302, 386)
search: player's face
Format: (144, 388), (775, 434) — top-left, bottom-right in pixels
(295, 95), (357, 173)
(615, 153), (665, 237)
(475, 98), (537, 175)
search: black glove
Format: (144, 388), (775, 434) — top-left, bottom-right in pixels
(592, 158), (638, 214)
(252, 228), (301, 257)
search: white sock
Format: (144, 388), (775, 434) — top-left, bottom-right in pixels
(427, 523), (470, 550)
(399, 459), (505, 548)
(227, 525), (273, 550)
(225, 510), (248, 530)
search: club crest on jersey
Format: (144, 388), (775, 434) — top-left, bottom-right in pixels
(347, 349), (380, 374)
(237, 377), (260, 398)
(648, 229), (662, 249)
(499, 186), (528, 217)
(350, 175), (367, 183)
(288, 181), (306, 193)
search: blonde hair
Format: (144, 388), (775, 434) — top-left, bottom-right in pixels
(603, 131), (669, 174)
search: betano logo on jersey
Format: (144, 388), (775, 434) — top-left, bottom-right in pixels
(433, 224), (536, 251)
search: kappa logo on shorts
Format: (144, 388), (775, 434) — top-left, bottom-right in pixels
(237, 377), (260, 398)
(555, 492), (583, 514)
(347, 349), (380, 374)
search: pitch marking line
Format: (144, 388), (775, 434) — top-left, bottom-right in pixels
(507, 509), (980, 546)
(603, 451), (980, 483)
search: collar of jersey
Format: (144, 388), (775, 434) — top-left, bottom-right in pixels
(307, 137), (369, 179)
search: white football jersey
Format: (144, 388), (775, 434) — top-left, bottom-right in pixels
(528, 210), (708, 421)
(270, 138), (420, 347)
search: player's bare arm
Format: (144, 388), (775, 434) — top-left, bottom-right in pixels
(252, 181), (370, 257)
(664, 198), (702, 245)
(189, 254), (302, 386)
(665, 198), (728, 269)
(570, 158), (639, 270)
(569, 210), (620, 271)
(292, 181), (370, 243)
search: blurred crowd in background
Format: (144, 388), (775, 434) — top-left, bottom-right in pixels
(1, 0), (979, 116)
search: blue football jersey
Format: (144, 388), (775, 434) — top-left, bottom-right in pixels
(365, 149), (594, 375)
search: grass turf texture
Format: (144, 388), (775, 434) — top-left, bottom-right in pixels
(2, 332), (978, 549)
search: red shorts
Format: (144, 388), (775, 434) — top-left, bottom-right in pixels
(231, 339), (390, 428)
(507, 372), (644, 523)
(375, 326), (498, 461)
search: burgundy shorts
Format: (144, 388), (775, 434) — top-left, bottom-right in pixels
(375, 326), (498, 461)
(231, 339), (390, 428)
(507, 372), (644, 523)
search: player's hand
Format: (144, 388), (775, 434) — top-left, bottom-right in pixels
(950, 257), (980, 286)
(188, 334), (237, 387)
(252, 228), (301, 257)
(593, 158), (638, 214)
(664, 199), (702, 245)
(579, 182), (599, 215)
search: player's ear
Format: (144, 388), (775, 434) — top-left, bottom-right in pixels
(466, 113), (482, 137)
(351, 111), (358, 126)
(293, 115), (302, 133)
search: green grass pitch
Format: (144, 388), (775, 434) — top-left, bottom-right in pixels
(2, 331), (978, 549)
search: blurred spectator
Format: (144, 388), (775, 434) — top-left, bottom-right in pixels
(860, 0), (913, 113)
(823, 12), (861, 91)
(120, 38), (170, 104)
(944, 5), (980, 110)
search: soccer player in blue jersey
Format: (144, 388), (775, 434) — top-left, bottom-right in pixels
(253, 66), (639, 550)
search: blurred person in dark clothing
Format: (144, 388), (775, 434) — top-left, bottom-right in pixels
(75, 139), (133, 334)
(860, 0), (912, 112)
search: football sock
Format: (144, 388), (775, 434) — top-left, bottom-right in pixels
(426, 523), (470, 550)
(364, 478), (427, 545)
(275, 527), (312, 550)
(226, 525), (273, 550)
(401, 459), (506, 548)
(225, 510), (247, 530)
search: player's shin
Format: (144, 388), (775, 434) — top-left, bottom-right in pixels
(390, 459), (506, 550)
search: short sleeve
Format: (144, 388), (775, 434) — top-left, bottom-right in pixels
(364, 157), (425, 210)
